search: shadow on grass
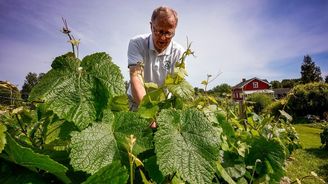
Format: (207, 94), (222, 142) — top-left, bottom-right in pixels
(305, 148), (328, 181)
(305, 148), (328, 159)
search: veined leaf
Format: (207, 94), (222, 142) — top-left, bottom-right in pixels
(144, 82), (159, 89)
(155, 108), (221, 184)
(29, 52), (125, 130)
(245, 136), (286, 184)
(82, 161), (128, 184)
(144, 156), (165, 184)
(0, 124), (6, 153)
(70, 112), (153, 174)
(109, 95), (129, 112)
(44, 120), (78, 151)
(279, 110), (293, 122)
(216, 162), (237, 184)
(167, 80), (194, 101)
(4, 133), (70, 183)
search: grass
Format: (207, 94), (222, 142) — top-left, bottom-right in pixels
(285, 124), (328, 183)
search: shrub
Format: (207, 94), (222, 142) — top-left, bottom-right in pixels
(286, 83), (328, 118)
(320, 127), (328, 150)
(246, 93), (274, 114)
(266, 99), (287, 117)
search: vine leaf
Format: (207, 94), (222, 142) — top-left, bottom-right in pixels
(167, 80), (194, 101)
(69, 112), (153, 174)
(155, 108), (221, 184)
(82, 161), (128, 184)
(29, 52), (126, 130)
(4, 133), (70, 183)
(245, 136), (286, 183)
(0, 124), (7, 153)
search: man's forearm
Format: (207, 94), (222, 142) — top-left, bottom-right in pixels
(130, 67), (146, 105)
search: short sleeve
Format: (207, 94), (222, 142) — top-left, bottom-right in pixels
(127, 38), (143, 67)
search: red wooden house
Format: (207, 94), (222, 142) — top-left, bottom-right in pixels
(232, 77), (273, 101)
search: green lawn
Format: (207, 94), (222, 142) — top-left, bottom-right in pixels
(285, 124), (328, 183)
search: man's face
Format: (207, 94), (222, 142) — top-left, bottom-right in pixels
(150, 16), (176, 53)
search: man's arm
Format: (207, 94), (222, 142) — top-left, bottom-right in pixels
(129, 65), (146, 105)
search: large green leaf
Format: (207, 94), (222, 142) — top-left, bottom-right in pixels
(4, 133), (70, 183)
(0, 124), (6, 153)
(245, 136), (286, 184)
(82, 161), (128, 184)
(29, 52), (126, 130)
(155, 108), (221, 184)
(70, 112), (153, 174)
(143, 156), (165, 184)
(167, 80), (194, 101)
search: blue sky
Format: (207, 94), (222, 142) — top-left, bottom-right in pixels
(0, 0), (327, 90)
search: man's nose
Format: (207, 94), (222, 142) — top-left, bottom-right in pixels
(159, 34), (167, 40)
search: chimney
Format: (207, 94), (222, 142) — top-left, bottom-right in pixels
(242, 78), (246, 82)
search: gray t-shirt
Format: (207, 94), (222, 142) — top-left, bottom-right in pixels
(127, 34), (184, 86)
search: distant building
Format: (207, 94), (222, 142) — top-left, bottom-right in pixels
(232, 77), (273, 101)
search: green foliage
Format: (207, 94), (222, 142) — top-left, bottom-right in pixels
(82, 161), (129, 184)
(0, 46), (301, 184)
(245, 137), (286, 184)
(285, 82), (328, 118)
(0, 124), (6, 153)
(21, 72), (45, 101)
(69, 111), (153, 174)
(270, 80), (281, 89)
(29, 52), (127, 130)
(209, 83), (232, 97)
(320, 127), (328, 149)
(246, 93), (273, 114)
(281, 79), (300, 88)
(4, 133), (70, 183)
(155, 108), (221, 184)
(300, 55), (323, 84)
(266, 99), (286, 117)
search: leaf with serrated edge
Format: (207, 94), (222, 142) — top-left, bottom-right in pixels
(70, 112), (153, 174)
(167, 80), (194, 101)
(0, 124), (7, 153)
(155, 108), (221, 184)
(4, 133), (70, 183)
(82, 161), (128, 184)
(245, 136), (286, 183)
(29, 52), (125, 130)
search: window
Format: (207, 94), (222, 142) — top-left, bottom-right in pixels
(253, 82), (258, 88)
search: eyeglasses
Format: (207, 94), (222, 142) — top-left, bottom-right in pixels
(151, 24), (175, 39)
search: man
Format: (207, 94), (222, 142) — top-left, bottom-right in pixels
(127, 6), (184, 110)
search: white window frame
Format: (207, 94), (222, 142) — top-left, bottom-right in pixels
(253, 82), (258, 88)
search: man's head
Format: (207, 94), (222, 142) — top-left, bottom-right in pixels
(150, 6), (178, 53)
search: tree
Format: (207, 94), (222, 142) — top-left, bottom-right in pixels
(21, 72), (44, 101)
(209, 83), (232, 97)
(281, 79), (300, 88)
(270, 80), (281, 89)
(325, 75), (328, 83)
(300, 55), (322, 84)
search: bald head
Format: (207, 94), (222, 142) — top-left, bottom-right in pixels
(151, 6), (178, 27)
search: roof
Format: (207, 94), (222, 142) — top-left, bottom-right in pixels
(232, 77), (270, 89)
